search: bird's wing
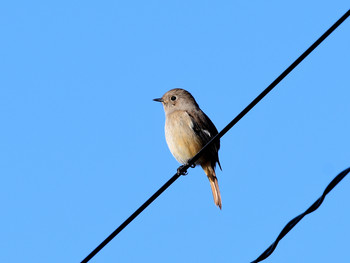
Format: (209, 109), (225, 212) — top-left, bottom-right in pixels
(186, 110), (222, 170)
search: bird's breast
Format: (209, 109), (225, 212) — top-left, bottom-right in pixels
(165, 111), (202, 164)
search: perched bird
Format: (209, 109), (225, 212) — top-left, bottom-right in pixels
(154, 89), (222, 209)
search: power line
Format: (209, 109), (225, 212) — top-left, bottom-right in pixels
(81, 9), (350, 263)
(251, 167), (350, 263)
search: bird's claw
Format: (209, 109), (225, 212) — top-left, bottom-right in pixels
(177, 163), (195, 176)
(177, 165), (188, 176)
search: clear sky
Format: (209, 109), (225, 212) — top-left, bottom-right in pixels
(0, 1), (349, 263)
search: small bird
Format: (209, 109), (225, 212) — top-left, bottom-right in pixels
(154, 89), (222, 209)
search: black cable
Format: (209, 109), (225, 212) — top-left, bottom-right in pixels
(251, 167), (350, 263)
(81, 9), (350, 263)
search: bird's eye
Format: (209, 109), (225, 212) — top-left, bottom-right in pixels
(171, 96), (176, 101)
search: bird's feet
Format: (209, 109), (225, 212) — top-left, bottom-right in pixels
(177, 165), (188, 176)
(177, 163), (196, 176)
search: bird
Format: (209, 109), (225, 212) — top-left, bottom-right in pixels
(154, 88), (222, 209)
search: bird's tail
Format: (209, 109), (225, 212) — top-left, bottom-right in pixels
(202, 163), (222, 209)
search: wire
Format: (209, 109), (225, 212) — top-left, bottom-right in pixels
(81, 9), (350, 263)
(251, 167), (350, 263)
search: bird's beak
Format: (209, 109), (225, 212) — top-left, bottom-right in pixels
(153, 98), (163, 102)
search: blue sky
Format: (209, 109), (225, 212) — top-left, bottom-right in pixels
(0, 1), (349, 263)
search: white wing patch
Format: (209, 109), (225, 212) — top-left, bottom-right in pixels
(203, 129), (211, 137)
